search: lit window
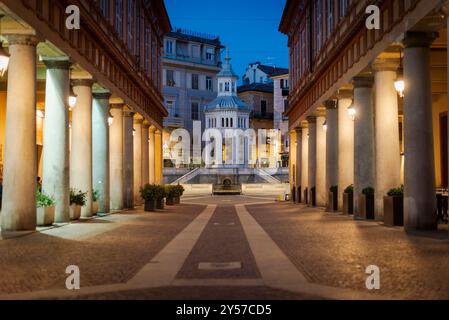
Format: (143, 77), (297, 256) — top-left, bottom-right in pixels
(166, 40), (173, 55)
(206, 77), (213, 91)
(206, 48), (214, 61)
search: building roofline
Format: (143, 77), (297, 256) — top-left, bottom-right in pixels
(279, 0), (295, 34)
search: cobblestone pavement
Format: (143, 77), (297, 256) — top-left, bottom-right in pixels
(0, 204), (205, 295)
(1, 196), (448, 300)
(246, 202), (449, 300)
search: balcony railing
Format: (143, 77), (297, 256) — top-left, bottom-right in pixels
(164, 54), (222, 68)
(251, 112), (274, 120)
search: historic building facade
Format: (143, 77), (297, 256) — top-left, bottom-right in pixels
(162, 28), (223, 165)
(0, 0), (170, 232)
(281, 0), (449, 230)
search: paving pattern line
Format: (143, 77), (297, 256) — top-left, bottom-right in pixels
(172, 279), (265, 287)
(127, 204), (217, 288)
(236, 204), (392, 300)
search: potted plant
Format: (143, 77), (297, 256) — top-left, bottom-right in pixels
(343, 185), (354, 215)
(140, 184), (158, 212)
(70, 188), (87, 220)
(304, 187), (308, 205)
(165, 185), (178, 206)
(92, 189), (100, 215)
(174, 185), (184, 204)
(384, 185), (404, 226)
(328, 185), (338, 212)
(156, 185), (167, 210)
(36, 190), (55, 226)
(359, 187), (375, 220)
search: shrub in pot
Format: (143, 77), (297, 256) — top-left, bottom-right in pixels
(384, 185), (404, 226)
(140, 184), (159, 212)
(343, 185), (354, 215)
(165, 186), (178, 206)
(36, 191), (55, 226)
(70, 188), (87, 220)
(359, 187), (375, 220)
(328, 185), (338, 211)
(174, 185), (184, 204)
(156, 185), (167, 210)
(92, 189), (100, 215)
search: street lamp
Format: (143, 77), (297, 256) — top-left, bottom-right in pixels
(108, 112), (114, 126)
(68, 86), (77, 109)
(394, 51), (405, 98)
(322, 120), (328, 131)
(347, 104), (356, 120)
(0, 15), (10, 78)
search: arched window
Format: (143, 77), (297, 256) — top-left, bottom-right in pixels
(222, 118), (224, 127)
(226, 118), (229, 127)
(230, 118), (233, 127)
(225, 82), (230, 92)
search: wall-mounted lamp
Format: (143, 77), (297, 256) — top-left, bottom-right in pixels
(322, 120), (328, 131)
(394, 50), (405, 98)
(347, 104), (356, 121)
(108, 112), (114, 126)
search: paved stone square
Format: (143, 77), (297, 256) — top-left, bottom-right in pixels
(0, 195), (448, 300)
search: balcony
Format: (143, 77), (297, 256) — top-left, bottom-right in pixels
(163, 116), (184, 128)
(251, 112), (274, 120)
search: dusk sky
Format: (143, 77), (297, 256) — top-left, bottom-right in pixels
(164, 0), (289, 84)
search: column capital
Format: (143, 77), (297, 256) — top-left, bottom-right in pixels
(336, 89), (353, 100)
(149, 125), (157, 133)
(5, 34), (40, 47)
(372, 58), (400, 72)
(123, 111), (136, 118)
(402, 32), (438, 49)
(306, 116), (317, 124)
(353, 76), (374, 88)
(324, 100), (337, 109)
(72, 79), (95, 88)
(134, 118), (144, 125)
(155, 129), (162, 135)
(41, 57), (72, 70)
(142, 120), (151, 128)
(93, 91), (112, 100)
(295, 127), (302, 134)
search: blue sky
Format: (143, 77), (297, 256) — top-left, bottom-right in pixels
(164, 0), (289, 83)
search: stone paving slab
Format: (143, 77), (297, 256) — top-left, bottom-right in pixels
(246, 202), (449, 300)
(0, 204), (205, 295)
(177, 204), (261, 279)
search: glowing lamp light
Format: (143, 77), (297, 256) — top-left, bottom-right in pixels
(36, 110), (45, 119)
(108, 112), (114, 126)
(0, 45), (9, 78)
(347, 104), (356, 120)
(394, 68), (405, 98)
(133, 128), (136, 136)
(322, 120), (328, 131)
(68, 87), (77, 109)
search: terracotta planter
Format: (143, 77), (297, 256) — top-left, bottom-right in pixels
(92, 202), (99, 215)
(343, 193), (354, 215)
(144, 199), (156, 212)
(327, 191), (338, 211)
(156, 198), (165, 210)
(166, 197), (175, 206)
(70, 204), (81, 220)
(383, 196), (404, 226)
(359, 194), (375, 220)
(37, 206), (55, 226)
(174, 196), (181, 205)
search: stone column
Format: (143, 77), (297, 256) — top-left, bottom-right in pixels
(337, 90), (354, 211)
(41, 57), (71, 224)
(353, 77), (375, 216)
(1, 35), (39, 232)
(92, 91), (111, 214)
(141, 122), (150, 186)
(325, 100), (338, 208)
(316, 115), (327, 207)
(301, 127), (309, 204)
(403, 32), (438, 230)
(133, 118), (143, 205)
(123, 111), (135, 208)
(307, 117), (317, 206)
(71, 79), (94, 218)
(154, 130), (163, 184)
(372, 60), (401, 220)
(149, 126), (156, 184)
(295, 128), (302, 203)
(109, 104), (124, 210)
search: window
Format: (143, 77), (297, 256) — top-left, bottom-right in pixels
(166, 40), (173, 55)
(99, 0), (109, 18)
(219, 83), (223, 92)
(232, 82), (236, 93)
(192, 74), (199, 90)
(315, 0), (323, 54)
(327, 0), (334, 38)
(127, 0), (135, 51)
(230, 118), (233, 127)
(191, 102), (199, 120)
(206, 48), (214, 61)
(115, 0), (123, 38)
(167, 70), (175, 87)
(192, 45), (200, 58)
(339, 0), (349, 18)
(145, 27), (152, 74)
(226, 118), (229, 127)
(222, 118), (225, 127)
(225, 82), (230, 92)
(261, 100), (267, 116)
(206, 77), (213, 91)
(166, 100), (175, 116)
